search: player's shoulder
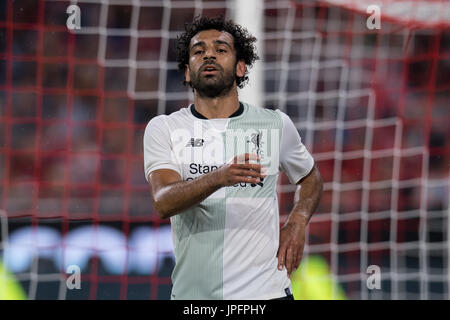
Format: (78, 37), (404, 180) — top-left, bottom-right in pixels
(145, 106), (191, 129)
(165, 105), (192, 120)
(244, 102), (288, 123)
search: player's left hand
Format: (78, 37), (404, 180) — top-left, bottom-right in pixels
(277, 213), (308, 277)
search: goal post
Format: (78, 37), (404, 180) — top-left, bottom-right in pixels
(232, 0), (264, 108)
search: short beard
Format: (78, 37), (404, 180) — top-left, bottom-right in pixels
(188, 64), (236, 98)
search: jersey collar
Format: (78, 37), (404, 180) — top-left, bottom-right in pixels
(190, 102), (244, 120)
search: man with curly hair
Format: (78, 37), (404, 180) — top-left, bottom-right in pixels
(144, 16), (323, 300)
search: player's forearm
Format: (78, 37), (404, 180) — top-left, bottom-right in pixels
(288, 165), (323, 224)
(153, 170), (222, 219)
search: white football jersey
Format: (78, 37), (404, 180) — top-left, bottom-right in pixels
(143, 102), (314, 300)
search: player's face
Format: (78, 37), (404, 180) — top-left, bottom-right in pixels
(186, 29), (246, 98)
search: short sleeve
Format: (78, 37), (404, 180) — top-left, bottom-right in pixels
(277, 111), (314, 184)
(143, 115), (181, 182)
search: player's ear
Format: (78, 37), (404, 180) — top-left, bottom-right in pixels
(184, 64), (191, 83)
(236, 60), (246, 78)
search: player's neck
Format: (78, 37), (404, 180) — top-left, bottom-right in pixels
(193, 89), (240, 119)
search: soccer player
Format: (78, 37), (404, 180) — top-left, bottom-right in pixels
(144, 16), (323, 300)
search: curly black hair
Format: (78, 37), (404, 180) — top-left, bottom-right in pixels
(176, 16), (259, 89)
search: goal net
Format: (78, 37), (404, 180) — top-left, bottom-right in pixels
(0, 0), (449, 300)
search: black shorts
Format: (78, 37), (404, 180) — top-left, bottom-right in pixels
(271, 294), (294, 300)
(271, 288), (294, 300)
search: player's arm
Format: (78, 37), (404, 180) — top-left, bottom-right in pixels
(148, 153), (266, 219)
(275, 111), (323, 276)
(277, 164), (323, 276)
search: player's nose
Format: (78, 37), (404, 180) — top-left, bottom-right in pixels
(203, 47), (216, 60)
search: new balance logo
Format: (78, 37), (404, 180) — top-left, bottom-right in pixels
(185, 138), (205, 147)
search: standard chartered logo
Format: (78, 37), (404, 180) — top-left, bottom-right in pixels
(188, 163), (220, 174)
(185, 163), (264, 187)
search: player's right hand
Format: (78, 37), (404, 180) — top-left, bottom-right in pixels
(214, 153), (267, 187)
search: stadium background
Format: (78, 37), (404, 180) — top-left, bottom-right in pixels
(0, 0), (449, 300)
